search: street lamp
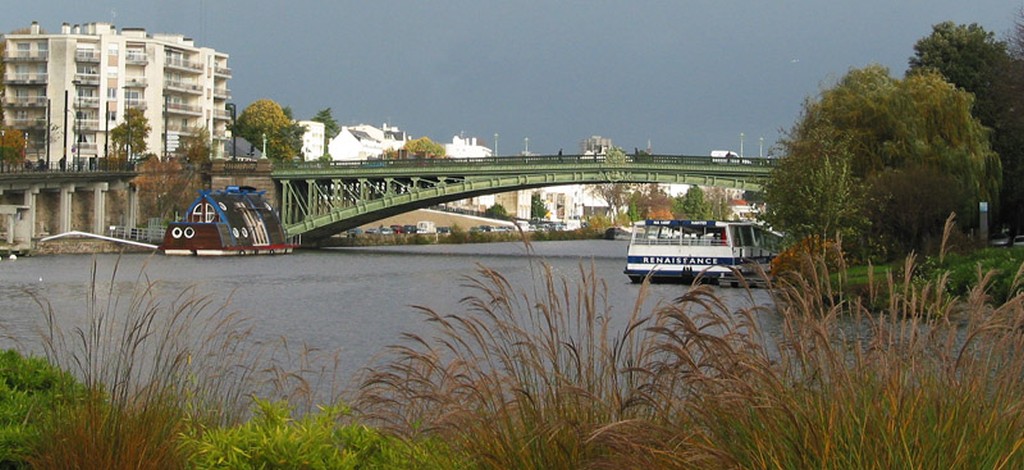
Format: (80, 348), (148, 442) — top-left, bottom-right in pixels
(261, 132), (267, 159)
(72, 79), (82, 169)
(225, 102), (237, 159)
(123, 86), (132, 162)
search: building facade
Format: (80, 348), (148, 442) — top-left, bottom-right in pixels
(298, 120), (325, 161)
(2, 21), (231, 166)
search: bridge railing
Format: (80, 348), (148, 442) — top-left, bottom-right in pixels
(273, 154), (777, 171)
(0, 157), (137, 174)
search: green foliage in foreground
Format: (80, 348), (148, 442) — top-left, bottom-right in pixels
(917, 247), (1024, 303)
(0, 350), (80, 468)
(180, 398), (464, 469)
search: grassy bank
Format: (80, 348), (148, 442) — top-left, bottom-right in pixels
(4, 242), (1024, 467)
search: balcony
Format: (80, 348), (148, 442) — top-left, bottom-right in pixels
(75, 50), (101, 62)
(78, 119), (101, 131)
(125, 53), (148, 65)
(3, 50), (48, 61)
(4, 73), (47, 85)
(213, 87), (231, 99)
(3, 96), (48, 107)
(165, 102), (203, 116)
(9, 118), (47, 130)
(213, 109), (231, 120)
(215, 65), (232, 77)
(164, 80), (204, 95)
(124, 99), (148, 111)
(73, 73), (100, 85)
(77, 96), (100, 108)
(164, 57), (203, 73)
(124, 76), (148, 88)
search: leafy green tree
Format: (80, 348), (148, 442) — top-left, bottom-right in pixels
(530, 193), (547, 219)
(673, 186), (711, 219)
(484, 204), (510, 220)
(109, 107), (150, 160)
(763, 125), (867, 248)
(402, 137), (446, 158)
(311, 108), (340, 158)
(234, 99), (302, 161)
(909, 21), (1022, 232)
(772, 65), (998, 258)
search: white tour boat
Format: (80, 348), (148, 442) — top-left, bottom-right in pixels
(624, 219), (781, 284)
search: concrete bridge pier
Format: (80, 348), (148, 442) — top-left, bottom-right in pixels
(59, 184), (74, 234)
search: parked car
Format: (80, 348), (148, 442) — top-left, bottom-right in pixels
(1014, 235), (1024, 247)
(390, 224), (405, 234)
(990, 233), (1011, 247)
(345, 227), (363, 237)
(403, 224), (418, 234)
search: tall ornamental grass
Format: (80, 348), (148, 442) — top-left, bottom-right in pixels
(357, 241), (1024, 468)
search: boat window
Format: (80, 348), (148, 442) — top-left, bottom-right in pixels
(189, 202), (218, 223)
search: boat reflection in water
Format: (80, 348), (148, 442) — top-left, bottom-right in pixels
(624, 219), (780, 284)
(160, 186), (294, 256)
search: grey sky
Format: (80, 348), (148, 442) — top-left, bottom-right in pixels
(4, 1), (1018, 156)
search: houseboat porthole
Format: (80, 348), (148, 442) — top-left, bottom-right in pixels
(232, 228), (239, 238)
(218, 202), (227, 211)
(241, 227), (249, 238)
(184, 227), (195, 239)
(171, 227), (183, 238)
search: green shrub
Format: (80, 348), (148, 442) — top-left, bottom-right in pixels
(181, 398), (462, 469)
(0, 350), (81, 469)
(917, 247), (1024, 304)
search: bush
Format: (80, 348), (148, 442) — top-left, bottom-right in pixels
(0, 350), (81, 468)
(181, 398), (462, 469)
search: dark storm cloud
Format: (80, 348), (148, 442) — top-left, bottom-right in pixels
(3, 0), (1016, 155)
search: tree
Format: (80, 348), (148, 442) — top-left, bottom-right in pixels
(402, 137), (445, 158)
(763, 125), (867, 249)
(909, 21), (1022, 232)
(109, 107), (150, 160)
(234, 99), (302, 161)
(133, 158), (201, 222)
(0, 128), (27, 167)
(176, 126), (211, 164)
(673, 186), (711, 219)
(530, 193), (547, 220)
(311, 108), (340, 158)
(769, 64), (999, 259)
(588, 183), (633, 219)
(484, 204), (510, 220)
(629, 184), (673, 220)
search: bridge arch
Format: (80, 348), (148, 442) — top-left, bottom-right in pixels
(271, 154), (772, 242)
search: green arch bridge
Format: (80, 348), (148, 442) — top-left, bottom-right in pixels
(268, 154), (774, 243)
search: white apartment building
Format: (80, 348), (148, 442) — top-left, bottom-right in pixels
(298, 120), (325, 161)
(2, 21), (232, 165)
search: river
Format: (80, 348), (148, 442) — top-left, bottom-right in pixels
(0, 239), (774, 390)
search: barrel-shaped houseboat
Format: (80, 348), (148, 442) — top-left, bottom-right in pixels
(624, 219), (780, 284)
(160, 186), (294, 256)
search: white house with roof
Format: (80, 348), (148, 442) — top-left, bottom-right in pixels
(445, 135), (492, 159)
(298, 120), (325, 161)
(326, 123), (409, 161)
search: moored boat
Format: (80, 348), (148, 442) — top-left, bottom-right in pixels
(624, 219), (780, 284)
(159, 186), (295, 256)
